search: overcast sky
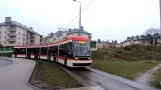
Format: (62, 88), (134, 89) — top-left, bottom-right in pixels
(0, 0), (160, 42)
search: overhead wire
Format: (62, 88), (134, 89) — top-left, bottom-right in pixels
(64, 0), (96, 29)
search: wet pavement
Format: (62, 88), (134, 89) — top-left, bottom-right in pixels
(0, 58), (12, 67)
(135, 64), (161, 85)
(0, 57), (36, 90)
(87, 67), (159, 90)
(61, 66), (159, 90)
(60, 86), (104, 90)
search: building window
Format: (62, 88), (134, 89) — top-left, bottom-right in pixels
(10, 42), (14, 44)
(18, 37), (20, 39)
(5, 36), (6, 39)
(0, 26), (2, 29)
(4, 41), (6, 44)
(0, 31), (1, 34)
(5, 31), (7, 34)
(18, 42), (20, 44)
(19, 32), (20, 35)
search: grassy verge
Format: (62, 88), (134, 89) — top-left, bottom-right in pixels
(150, 68), (161, 89)
(92, 60), (158, 80)
(29, 60), (82, 90)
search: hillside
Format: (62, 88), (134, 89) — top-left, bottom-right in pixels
(91, 45), (161, 61)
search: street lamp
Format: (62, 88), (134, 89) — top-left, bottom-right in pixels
(159, 0), (161, 35)
(73, 0), (82, 31)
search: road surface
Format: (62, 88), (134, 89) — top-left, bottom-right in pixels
(0, 57), (36, 90)
(61, 66), (159, 90)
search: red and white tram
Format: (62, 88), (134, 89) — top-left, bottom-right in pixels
(13, 36), (92, 67)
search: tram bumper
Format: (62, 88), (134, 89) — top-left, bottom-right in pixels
(67, 59), (92, 67)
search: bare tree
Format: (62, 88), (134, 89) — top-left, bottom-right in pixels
(144, 28), (160, 46)
(48, 32), (54, 36)
(145, 28), (160, 35)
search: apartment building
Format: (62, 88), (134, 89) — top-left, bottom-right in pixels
(0, 17), (41, 46)
(97, 40), (121, 49)
(122, 34), (161, 47)
(44, 28), (92, 43)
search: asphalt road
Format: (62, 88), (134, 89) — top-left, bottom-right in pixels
(0, 57), (36, 90)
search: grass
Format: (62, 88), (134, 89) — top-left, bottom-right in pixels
(92, 60), (158, 80)
(30, 60), (81, 89)
(150, 68), (161, 89)
(91, 45), (161, 61)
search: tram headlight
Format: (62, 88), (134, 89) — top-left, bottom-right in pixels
(75, 58), (78, 60)
(88, 57), (91, 59)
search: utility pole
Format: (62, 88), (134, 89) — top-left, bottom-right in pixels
(79, 2), (81, 30)
(160, 0), (161, 34)
(57, 28), (61, 62)
(73, 0), (82, 35)
(73, 0), (81, 30)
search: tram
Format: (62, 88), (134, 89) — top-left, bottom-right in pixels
(13, 36), (92, 67)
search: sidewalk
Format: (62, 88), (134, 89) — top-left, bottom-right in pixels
(0, 57), (36, 90)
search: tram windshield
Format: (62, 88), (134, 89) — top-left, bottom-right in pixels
(72, 41), (90, 57)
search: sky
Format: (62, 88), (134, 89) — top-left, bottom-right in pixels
(0, 0), (160, 42)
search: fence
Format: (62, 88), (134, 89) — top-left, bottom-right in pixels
(0, 46), (13, 52)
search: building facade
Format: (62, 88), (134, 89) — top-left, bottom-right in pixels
(96, 40), (121, 49)
(44, 28), (92, 43)
(122, 35), (161, 47)
(0, 17), (41, 46)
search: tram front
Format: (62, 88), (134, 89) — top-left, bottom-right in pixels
(68, 40), (92, 67)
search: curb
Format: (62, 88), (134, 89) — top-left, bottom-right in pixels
(59, 65), (86, 88)
(26, 60), (44, 90)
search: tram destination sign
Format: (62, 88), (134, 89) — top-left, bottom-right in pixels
(78, 41), (85, 44)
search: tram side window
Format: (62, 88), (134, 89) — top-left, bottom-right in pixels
(68, 42), (73, 55)
(59, 44), (63, 56)
(48, 47), (52, 55)
(68, 42), (73, 58)
(59, 43), (68, 56)
(40, 47), (47, 55)
(17, 48), (26, 54)
(49, 46), (57, 55)
(53, 46), (58, 55)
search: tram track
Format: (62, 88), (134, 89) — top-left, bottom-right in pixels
(60, 66), (158, 90)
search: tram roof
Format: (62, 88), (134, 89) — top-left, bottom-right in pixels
(49, 36), (89, 45)
(14, 44), (48, 48)
(14, 36), (89, 48)
(67, 36), (89, 41)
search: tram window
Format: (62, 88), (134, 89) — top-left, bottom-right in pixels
(64, 43), (68, 51)
(68, 42), (72, 52)
(16, 48), (26, 54)
(40, 47), (47, 54)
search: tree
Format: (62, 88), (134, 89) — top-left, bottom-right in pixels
(140, 35), (147, 45)
(48, 32), (54, 36)
(98, 39), (101, 43)
(144, 28), (160, 46)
